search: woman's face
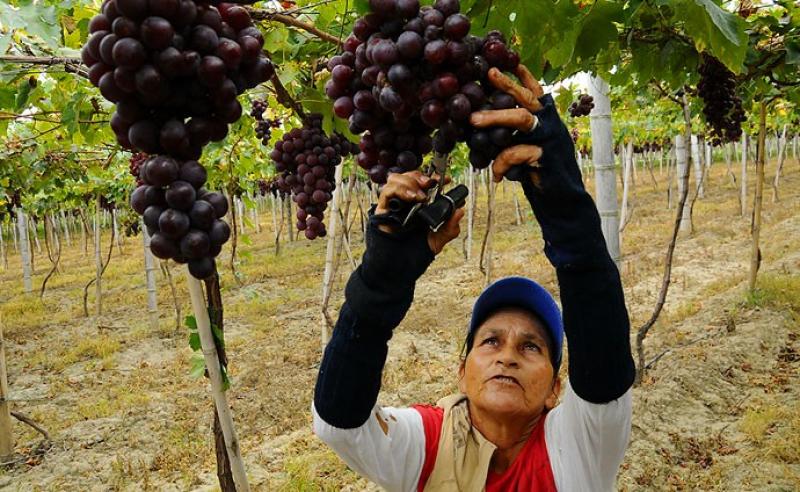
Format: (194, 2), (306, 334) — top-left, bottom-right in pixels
(459, 307), (560, 420)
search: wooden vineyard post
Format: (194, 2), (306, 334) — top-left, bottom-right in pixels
(0, 316), (13, 460)
(588, 75), (621, 265)
(143, 223), (159, 330)
(15, 207), (32, 293)
(185, 273), (250, 492)
(269, 193), (281, 255)
(321, 163), (344, 347)
(749, 102), (767, 292)
(94, 195), (103, 316)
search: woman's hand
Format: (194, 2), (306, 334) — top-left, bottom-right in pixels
(469, 65), (546, 184)
(375, 171), (465, 255)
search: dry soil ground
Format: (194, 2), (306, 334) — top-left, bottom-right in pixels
(0, 156), (798, 491)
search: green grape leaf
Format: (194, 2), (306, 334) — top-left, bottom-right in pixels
(0, 0), (60, 46)
(189, 354), (206, 379)
(671, 0), (748, 73)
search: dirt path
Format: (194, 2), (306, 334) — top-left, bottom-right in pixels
(0, 163), (797, 490)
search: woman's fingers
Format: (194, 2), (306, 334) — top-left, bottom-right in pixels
(491, 144), (543, 183)
(515, 64), (544, 99)
(376, 172), (431, 214)
(428, 207), (465, 255)
(469, 108), (536, 131)
(487, 68), (543, 113)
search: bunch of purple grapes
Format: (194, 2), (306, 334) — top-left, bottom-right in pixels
(84, 0), (272, 278)
(697, 54), (745, 145)
(326, 0), (522, 182)
(131, 155), (230, 278)
(250, 99), (281, 145)
(99, 196), (117, 212)
(270, 114), (358, 239)
(568, 94), (594, 117)
(129, 152), (148, 185)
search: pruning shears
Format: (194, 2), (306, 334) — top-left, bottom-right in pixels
(385, 153), (469, 232)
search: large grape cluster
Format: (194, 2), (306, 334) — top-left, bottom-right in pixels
(697, 54), (745, 145)
(270, 114), (357, 239)
(326, 0), (522, 182)
(250, 99), (281, 145)
(568, 94), (594, 117)
(84, 0), (272, 278)
(131, 156), (231, 278)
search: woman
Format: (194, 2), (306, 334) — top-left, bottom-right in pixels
(312, 65), (635, 491)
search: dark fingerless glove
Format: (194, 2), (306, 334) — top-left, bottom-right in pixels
(512, 94), (610, 271)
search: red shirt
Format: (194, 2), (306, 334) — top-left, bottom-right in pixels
(412, 405), (556, 492)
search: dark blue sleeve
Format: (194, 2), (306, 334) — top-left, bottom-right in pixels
(313, 213), (433, 428)
(515, 95), (635, 403)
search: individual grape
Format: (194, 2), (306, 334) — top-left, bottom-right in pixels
(200, 191), (229, 218)
(180, 229), (210, 259)
(165, 181), (196, 210)
(140, 16), (174, 50)
(149, 232), (180, 259)
(209, 219), (231, 245)
(116, 0), (148, 20)
(143, 155), (179, 186)
(112, 37), (147, 69)
(447, 93), (471, 121)
(443, 14), (469, 40)
(424, 39), (447, 64)
(129, 119), (161, 154)
(334, 97), (355, 118)
(143, 204), (164, 230)
(434, 0), (460, 17)
(111, 16), (138, 38)
(179, 160), (207, 189)
(158, 208), (191, 238)
(188, 257), (215, 279)
(397, 31), (424, 60)
(131, 185), (151, 214)
(189, 199), (215, 229)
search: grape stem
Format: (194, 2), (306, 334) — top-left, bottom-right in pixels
(269, 73), (306, 119)
(248, 9), (343, 46)
(0, 55), (87, 79)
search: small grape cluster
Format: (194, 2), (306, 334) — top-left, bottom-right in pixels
(250, 99), (281, 145)
(327, 0), (522, 182)
(270, 114), (357, 239)
(129, 152), (148, 185)
(697, 54), (746, 145)
(131, 155), (231, 278)
(568, 94), (594, 117)
(570, 127), (579, 144)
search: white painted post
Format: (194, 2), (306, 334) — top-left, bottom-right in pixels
(321, 163), (344, 347)
(143, 223), (159, 330)
(94, 196), (103, 316)
(741, 132), (748, 217)
(15, 208), (32, 293)
(184, 273), (250, 492)
(676, 135), (691, 232)
(588, 75), (620, 265)
(690, 134), (704, 198)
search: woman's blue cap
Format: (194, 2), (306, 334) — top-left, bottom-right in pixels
(469, 276), (564, 369)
